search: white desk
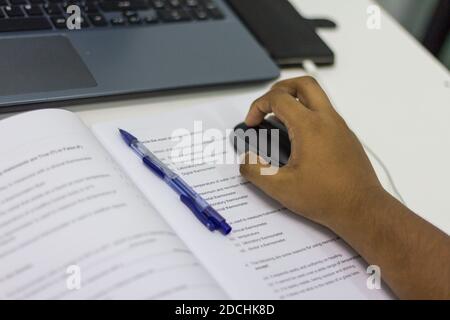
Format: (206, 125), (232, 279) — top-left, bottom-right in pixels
(3, 0), (450, 232)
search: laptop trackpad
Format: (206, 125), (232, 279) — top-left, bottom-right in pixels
(0, 35), (97, 96)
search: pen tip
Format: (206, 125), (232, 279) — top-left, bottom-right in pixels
(118, 128), (137, 146)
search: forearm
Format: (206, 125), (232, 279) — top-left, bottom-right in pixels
(329, 188), (450, 299)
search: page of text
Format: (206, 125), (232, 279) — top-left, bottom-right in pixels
(0, 110), (226, 299)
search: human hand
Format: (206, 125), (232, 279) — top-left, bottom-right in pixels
(240, 76), (384, 229)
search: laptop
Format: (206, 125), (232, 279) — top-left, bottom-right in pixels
(0, 0), (280, 112)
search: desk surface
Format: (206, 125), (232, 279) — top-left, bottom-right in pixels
(3, 0), (450, 232)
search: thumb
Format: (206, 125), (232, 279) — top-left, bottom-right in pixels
(239, 152), (284, 195)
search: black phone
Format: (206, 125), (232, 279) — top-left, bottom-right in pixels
(227, 0), (335, 66)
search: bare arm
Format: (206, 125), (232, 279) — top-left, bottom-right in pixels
(240, 76), (450, 299)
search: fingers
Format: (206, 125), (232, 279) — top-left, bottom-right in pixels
(272, 76), (334, 113)
(239, 152), (289, 201)
(245, 88), (310, 128)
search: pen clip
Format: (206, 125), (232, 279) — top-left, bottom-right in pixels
(203, 206), (232, 235)
(180, 194), (216, 232)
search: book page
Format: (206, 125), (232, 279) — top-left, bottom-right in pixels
(93, 95), (396, 299)
(0, 109), (226, 300)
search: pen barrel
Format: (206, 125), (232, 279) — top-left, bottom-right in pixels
(180, 194), (216, 232)
(170, 176), (201, 200)
(143, 156), (165, 179)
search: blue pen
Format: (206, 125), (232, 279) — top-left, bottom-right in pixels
(119, 129), (232, 236)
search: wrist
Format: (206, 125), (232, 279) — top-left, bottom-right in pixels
(327, 186), (393, 236)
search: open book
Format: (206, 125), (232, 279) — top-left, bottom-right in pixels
(0, 98), (395, 299)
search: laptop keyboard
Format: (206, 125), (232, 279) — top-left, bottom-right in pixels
(0, 0), (224, 32)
